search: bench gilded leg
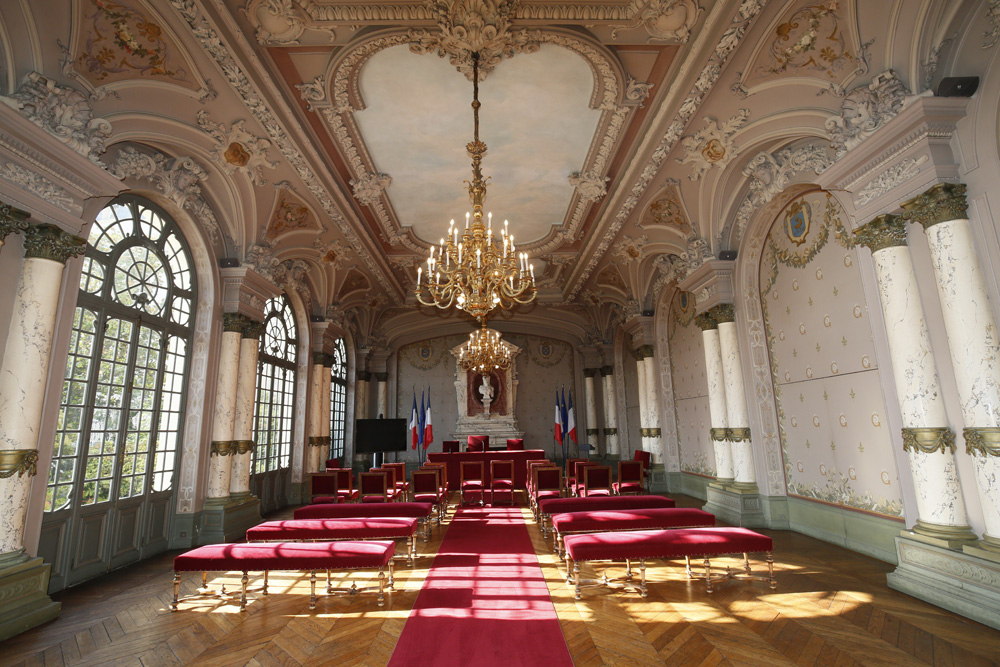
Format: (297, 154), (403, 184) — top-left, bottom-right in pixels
(555, 532), (562, 556)
(262, 570), (269, 595)
(309, 571), (317, 610)
(685, 556), (693, 579)
(408, 535), (415, 565)
(240, 572), (249, 612)
(197, 571), (210, 595)
(743, 553), (752, 576)
(171, 572), (180, 611)
(767, 552), (777, 589)
(703, 558), (713, 593)
(625, 558), (633, 580)
(327, 569), (333, 594)
(388, 560), (395, 588)
(639, 560), (647, 598)
(574, 560), (582, 600)
(377, 569), (386, 606)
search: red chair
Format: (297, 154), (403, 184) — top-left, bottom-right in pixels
(384, 462), (409, 498)
(531, 466), (562, 522)
(307, 472), (339, 503)
(634, 450), (652, 492)
(467, 435), (489, 452)
(506, 438), (525, 451)
(331, 468), (358, 502)
(324, 458), (340, 470)
(563, 458), (586, 494)
(614, 461), (644, 496)
(442, 440), (460, 453)
(460, 461), (485, 505)
(373, 467), (404, 502)
(581, 465), (613, 497)
(412, 469), (447, 523)
(359, 471), (390, 503)
(571, 461), (599, 497)
(424, 462), (449, 493)
(490, 459), (515, 506)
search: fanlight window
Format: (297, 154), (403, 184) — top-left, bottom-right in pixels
(329, 337), (348, 459)
(46, 197), (194, 512)
(253, 295), (298, 474)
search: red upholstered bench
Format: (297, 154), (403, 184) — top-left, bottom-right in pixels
(563, 527), (776, 599)
(294, 502), (436, 541)
(171, 541), (395, 611)
(551, 507), (715, 557)
(246, 518), (419, 564)
(537, 495), (676, 537)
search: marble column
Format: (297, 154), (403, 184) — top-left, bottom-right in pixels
(0, 225), (85, 557)
(854, 214), (976, 547)
(355, 372), (370, 420)
(374, 372), (388, 420)
(635, 346), (662, 463)
(601, 365), (619, 456)
(583, 368), (600, 451)
(714, 304), (757, 491)
(307, 353), (325, 475)
(903, 184), (1000, 553)
(206, 316), (242, 501)
(696, 311), (733, 484)
(231, 320), (263, 498)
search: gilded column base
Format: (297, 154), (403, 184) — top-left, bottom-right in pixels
(709, 478), (734, 489)
(901, 520), (979, 550)
(727, 481), (760, 494)
(963, 535), (1000, 564)
(0, 554), (60, 642)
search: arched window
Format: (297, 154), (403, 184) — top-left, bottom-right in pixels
(253, 295), (297, 474)
(329, 337), (348, 459)
(46, 197), (195, 513)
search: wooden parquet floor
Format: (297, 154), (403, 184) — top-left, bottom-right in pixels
(5, 494), (1000, 666)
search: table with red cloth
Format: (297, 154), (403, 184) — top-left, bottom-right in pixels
(427, 449), (547, 491)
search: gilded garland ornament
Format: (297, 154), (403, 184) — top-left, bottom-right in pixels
(710, 427), (728, 442)
(0, 449), (38, 478)
(414, 51), (537, 322)
(604, 428), (618, 435)
(234, 440), (255, 455)
(901, 427), (955, 455)
(640, 427), (661, 437)
(963, 427), (1000, 457)
(210, 440), (234, 456)
(728, 427), (752, 442)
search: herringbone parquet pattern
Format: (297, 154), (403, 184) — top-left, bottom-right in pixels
(6, 494), (1000, 666)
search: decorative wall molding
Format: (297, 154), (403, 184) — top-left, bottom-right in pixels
(5, 72), (112, 165)
(825, 70), (910, 159)
(854, 156), (925, 207)
(568, 170), (609, 203)
(0, 163), (77, 214)
(196, 110), (277, 185)
(984, 0), (1000, 49)
(609, 0), (702, 42)
(107, 145), (221, 244)
(350, 171), (393, 206)
(676, 109), (749, 181)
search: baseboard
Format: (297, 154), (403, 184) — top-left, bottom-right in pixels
(787, 496), (901, 564)
(197, 497), (262, 544)
(678, 472), (711, 500)
(0, 554), (61, 642)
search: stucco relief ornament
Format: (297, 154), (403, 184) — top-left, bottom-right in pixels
(243, 0), (310, 44)
(0, 163), (77, 214)
(243, 242), (283, 282)
(407, 0), (541, 80)
(350, 171), (393, 206)
(568, 170), (609, 203)
(295, 76), (327, 110)
(6, 72), (112, 164)
(681, 230), (715, 276)
(313, 237), (353, 268)
(196, 110), (277, 185)
(984, 0), (1000, 49)
(825, 70), (910, 159)
(652, 253), (688, 298)
(623, 75), (654, 107)
(610, 0), (703, 42)
(676, 109), (749, 181)
(613, 234), (648, 265)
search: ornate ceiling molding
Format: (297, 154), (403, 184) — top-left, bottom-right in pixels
(825, 70), (910, 159)
(676, 108), (749, 181)
(196, 110), (278, 185)
(167, 0), (400, 301)
(567, 0), (767, 301)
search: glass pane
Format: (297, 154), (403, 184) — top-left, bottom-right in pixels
(79, 257), (105, 294)
(113, 246), (169, 316)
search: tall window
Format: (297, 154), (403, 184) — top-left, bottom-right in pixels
(329, 338), (348, 458)
(46, 197), (194, 511)
(253, 296), (297, 474)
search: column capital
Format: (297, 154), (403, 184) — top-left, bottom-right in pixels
(23, 223), (86, 263)
(902, 183), (968, 229)
(632, 344), (654, 360)
(373, 372), (388, 383)
(0, 201), (30, 243)
(357, 371), (371, 383)
(902, 427), (955, 454)
(242, 319), (265, 340)
(854, 214), (908, 252)
(709, 303), (735, 324)
(223, 313), (250, 334)
(583, 367), (599, 378)
(695, 312), (719, 331)
(599, 365), (614, 376)
(312, 351), (326, 366)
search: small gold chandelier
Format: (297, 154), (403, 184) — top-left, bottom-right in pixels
(415, 51), (537, 323)
(457, 323), (511, 372)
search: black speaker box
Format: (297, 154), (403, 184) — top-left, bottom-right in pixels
(936, 77), (979, 97)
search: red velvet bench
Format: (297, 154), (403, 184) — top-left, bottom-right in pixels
(171, 541), (395, 611)
(537, 495), (676, 537)
(551, 507), (715, 557)
(294, 502), (435, 541)
(246, 518), (419, 565)
(563, 527), (776, 599)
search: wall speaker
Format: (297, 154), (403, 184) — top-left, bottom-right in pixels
(936, 77), (979, 97)
(219, 257), (239, 268)
(719, 250), (737, 260)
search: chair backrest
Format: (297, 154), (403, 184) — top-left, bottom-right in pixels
(411, 470), (438, 495)
(359, 471), (388, 499)
(324, 458), (340, 470)
(491, 459), (515, 480)
(467, 435), (489, 451)
(332, 468), (353, 492)
(376, 466), (399, 488)
(506, 438), (525, 450)
(574, 460), (599, 482)
(618, 460), (644, 484)
(533, 466), (562, 493)
(564, 458), (586, 479)
(384, 462), (407, 486)
(442, 440), (460, 453)
(634, 449), (651, 471)
(424, 461), (448, 487)
(460, 460), (484, 482)
(308, 472), (338, 500)
(583, 465), (613, 495)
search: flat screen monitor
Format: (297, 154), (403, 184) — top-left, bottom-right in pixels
(354, 418), (408, 453)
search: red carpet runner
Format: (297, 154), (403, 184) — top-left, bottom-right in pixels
(387, 505), (573, 666)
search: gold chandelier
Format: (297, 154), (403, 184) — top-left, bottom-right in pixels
(457, 323), (511, 372)
(414, 51), (537, 323)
